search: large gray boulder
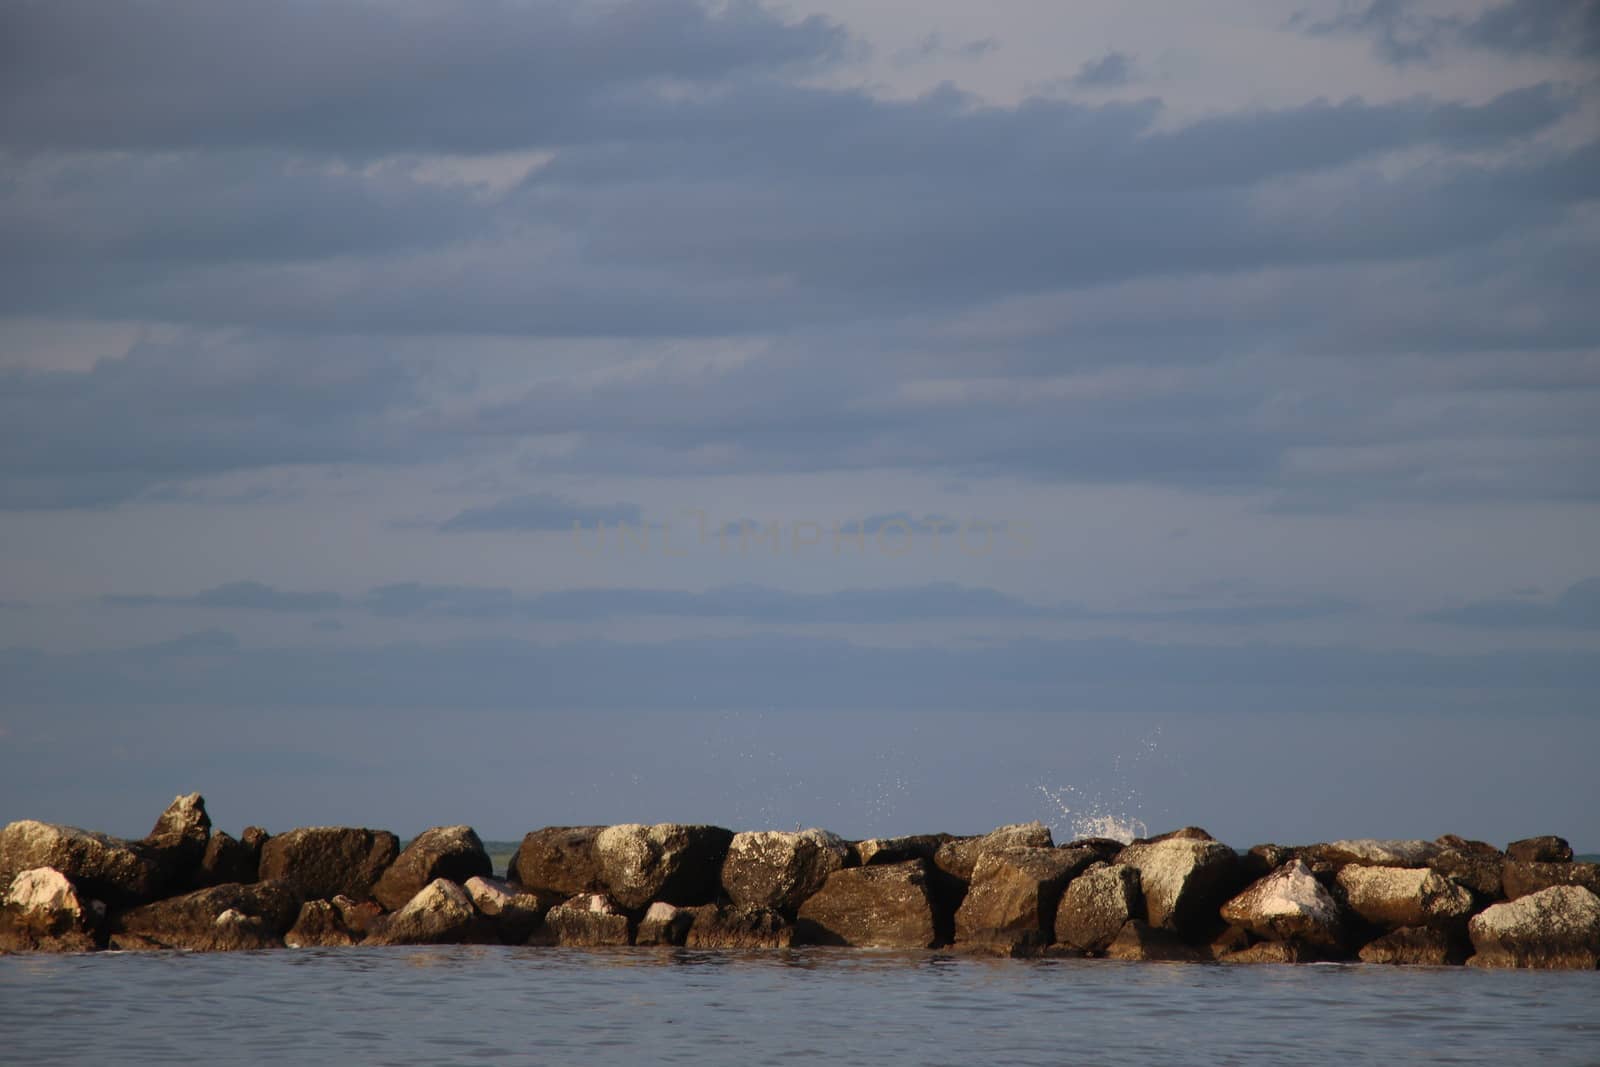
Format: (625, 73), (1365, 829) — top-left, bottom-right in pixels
(507, 827), (606, 898)
(1336, 866), (1475, 930)
(257, 827), (399, 902)
(593, 823), (733, 910)
(1221, 859), (1344, 947)
(954, 846), (1098, 954)
(1501, 861), (1600, 902)
(721, 829), (852, 915)
(1467, 885), (1600, 969)
(110, 881), (298, 951)
(0, 867), (102, 952)
(1116, 836), (1239, 933)
(796, 860), (939, 948)
(1055, 862), (1142, 953)
(371, 826), (492, 912)
(0, 820), (163, 906)
(366, 879), (493, 946)
(684, 903), (793, 949)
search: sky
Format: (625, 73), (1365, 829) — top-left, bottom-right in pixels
(1, 0), (1597, 849)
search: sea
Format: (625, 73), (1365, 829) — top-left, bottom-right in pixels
(3, 946), (1597, 1066)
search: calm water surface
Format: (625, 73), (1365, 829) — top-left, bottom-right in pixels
(2, 947), (1596, 1066)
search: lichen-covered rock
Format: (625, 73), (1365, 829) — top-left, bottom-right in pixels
(933, 823), (1054, 882)
(536, 893), (631, 946)
(1467, 886), (1600, 970)
(721, 829), (852, 915)
(635, 902), (695, 947)
(284, 899), (357, 948)
(463, 876), (558, 944)
(856, 834), (952, 867)
(684, 903), (793, 949)
(1313, 840), (1441, 868)
(0, 867), (101, 952)
(367, 879), (493, 946)
(143, 793), (211, 872)
(371, 826), (492, 912)
(112, 881), (298, 951)
(198, 832), (259, 888)
(1055, 862), (1142, 953)
(1221, 859), (1343, 947)
(257, 827), (399, 902)
(507, 827), (605, 898)
(1104, 920), (1206, 963)
(955, 846), (1099, 953)
(1506, 836), (1573, 864)
(1116, 837), (1239, 933)
(1359, 926), (1461, 966)
(1336, 866), (1476, 930)
(796, 860), (939, 948)
(1502, 861), (1600, 902)
(593, 823), (733, 910)
(0, 820), (163, 906)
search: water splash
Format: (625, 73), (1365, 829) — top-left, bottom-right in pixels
(1036, 728), (1163, 844)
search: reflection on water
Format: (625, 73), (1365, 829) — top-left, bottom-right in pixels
(2, 947), (1597, 1066)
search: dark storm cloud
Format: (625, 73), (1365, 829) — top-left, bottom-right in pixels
(1422, 577), (1600, 629)
(436, 493), (644, 532)
(1068, 52), (1135, 88)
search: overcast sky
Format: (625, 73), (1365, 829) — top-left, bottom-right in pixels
(1, 0), (1597, 848)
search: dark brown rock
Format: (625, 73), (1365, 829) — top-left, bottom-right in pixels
(507, 827), (605, 898)
(1435, 835), (1500, 856)
(1506, 836), (1573, 864)
(535, 893), (631, 946)
(1502, 861), (1600, 901)
(1240, 844), (1295, 883)
(1105, 920), (1206, 962)
(721, 829), (852, 916)
(593, 823), (733, 909)
(796, 860), (938, 948)
(198, 832), (259, 887)
(0, 820), (163, 907)
(684, 903), (793, 949)
(112, 881), (298, 950)
(0, 867), (102, 952)
(1220, 940), (1324, 964)
(284, 899), (357, 948)
(143, 793), (211, 870)
(333, 895), (383, 939)
(1055, 862), (1142, 953)
(371, 826), (492, 912)
(955, 846), (1098, 953)
(1467, 886), (1600, 969)
(855, 834), (952, 866)
(463, 876), (559, 944)
(1428, 846), (1504, 902)
(1359, 925), (1462, 966)
(933, 822), (1054, 882)
(1143, 827), (1217, 843)
(257, 827), (399, 902)
(635, 902), (695, 946)
(1309, 840), (1441, 868)
(366, 879), (494, 946)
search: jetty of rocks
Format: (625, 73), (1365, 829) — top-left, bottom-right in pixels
(3, 795), (1596, 968)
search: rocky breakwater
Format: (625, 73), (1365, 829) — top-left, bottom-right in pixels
(2, 798), (1595, 969)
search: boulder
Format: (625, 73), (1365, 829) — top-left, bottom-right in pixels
(796, 860), (939, 948)
(1144, 827), (1217, 843)
(1336, 866), (1476, 930)
(933, 823), (1054, 882)
(1313, 840), (1441, 868)
(198, 832), (259, 887)
(684, 903), (793, 949)
(366, 879), (493, 946)
(143, 793), (211, 876)
(635, 902), (695, 947)
(1427, 845), (1504, 902)
(593, 823), (733, 910)
(856, 834), (952, 867)
(954, 846), (1099, 954)
(242, 827), (271, 852)
(536, 893), (631, 947)
(1502, 861), (1600, 902)
(371, 826), (492, 912)
(1054, 862), (1142, 954)
(0, 867), (101, 952)
(463, 876), (559, 944)
(1506, 836), (1573, 864)
(1116, 836), (1239, 933)
(1062, 838), (1126, 863)
(721, 829), (852, 915)
(111, 881), (298, 951)
(1105, 920), (1206, 963)
(1240, 845), (1295, 884)
(1359, 926), (1461, 966)
(1207, 925), (1252, 959)
(1221, 859), (1344, 947)
(0, 820), (163, 906)
(333, 895), (383, 939)
(284, 900), (357, 948)
(1219, 940), (1322, 964)
(257, 827), (399, 902)
(1467, 885), (1600, 969)
(507, 827), (605, 898)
